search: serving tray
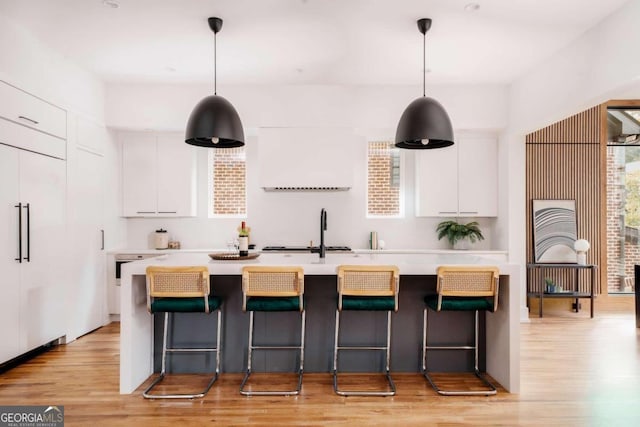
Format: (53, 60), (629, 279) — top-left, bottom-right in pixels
(208, 253), (260, 261)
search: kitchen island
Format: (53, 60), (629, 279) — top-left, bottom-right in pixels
(120, 251), (520, 394)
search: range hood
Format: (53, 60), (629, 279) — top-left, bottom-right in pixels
(258, 127), (356, 191)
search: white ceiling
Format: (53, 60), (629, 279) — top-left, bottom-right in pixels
(0, 0), (630, 86)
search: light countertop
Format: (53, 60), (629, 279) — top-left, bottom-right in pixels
(120, 251), (513, 276)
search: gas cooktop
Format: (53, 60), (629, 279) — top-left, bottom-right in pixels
(262, 245), (352, 252)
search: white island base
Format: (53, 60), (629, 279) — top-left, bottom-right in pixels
(120, 252), (520, 394)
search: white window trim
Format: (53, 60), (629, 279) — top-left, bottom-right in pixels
(366, 141), (405, 219)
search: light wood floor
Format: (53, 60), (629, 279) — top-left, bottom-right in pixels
(1, 298), (639, 426)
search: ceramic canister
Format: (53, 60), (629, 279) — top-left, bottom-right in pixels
(155, 229), (168, 249)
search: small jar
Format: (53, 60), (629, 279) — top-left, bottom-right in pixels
(155, 229), (168, 249)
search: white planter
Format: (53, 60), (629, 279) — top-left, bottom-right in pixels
(453, 239), (472, 250)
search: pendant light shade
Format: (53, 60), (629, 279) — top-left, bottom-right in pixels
(395, 96), (453, 149)
(185, 17), (245, 148)
(395, 18), (454, 149)
(186, 95), (244, 147)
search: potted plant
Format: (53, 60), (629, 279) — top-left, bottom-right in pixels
(545, 278), (556, 293)
(436, 220), (484, 250)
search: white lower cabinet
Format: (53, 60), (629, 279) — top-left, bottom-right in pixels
(415, 134), (498, 217)
(121, 132), (197, 217)
(0, 144), (66, 363)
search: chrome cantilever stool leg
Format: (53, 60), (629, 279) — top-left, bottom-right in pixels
(239, 309), (306, 396)
(422, 308), (496, 396)
(422, 266), (499, 396)
(143, 308), (222, 399)
(333, 309), (396, 396)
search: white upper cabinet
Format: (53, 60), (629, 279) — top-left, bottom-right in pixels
(0, 80), (66, 139)
(458, 135), (498, 216)
(156, 134), (197, 215)
(122, 134), (156, 216)
(415, 143), (458, 216)
(121, 132), (197, 217)
(0, 80), (66, 159)
(415, 134), (498, 217)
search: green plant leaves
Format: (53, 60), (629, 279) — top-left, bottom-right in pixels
(436, 220), (485, 245)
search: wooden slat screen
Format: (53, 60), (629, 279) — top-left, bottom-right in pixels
(526, 106), (603, 297)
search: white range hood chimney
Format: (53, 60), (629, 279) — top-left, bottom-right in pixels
(258, 127), (356, 191)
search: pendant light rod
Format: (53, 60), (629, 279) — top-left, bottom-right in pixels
(422, 26), (425, 96)
(208, 17), (223, 95)
(214, 30), (217, 95)
(417, 18), (432, 97)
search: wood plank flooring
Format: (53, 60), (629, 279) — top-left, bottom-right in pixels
(0, 299), (639, 426)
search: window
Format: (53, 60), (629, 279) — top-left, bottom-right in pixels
(367, 141), (403, 217)
(209, 147), (246, 217)
(606, 107), (640, 293)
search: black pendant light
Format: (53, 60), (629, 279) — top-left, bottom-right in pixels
(395, 18), (454, 149)
(186, 17), (245, 148)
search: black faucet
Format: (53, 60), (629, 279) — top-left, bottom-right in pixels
(311, 208), (327, 258)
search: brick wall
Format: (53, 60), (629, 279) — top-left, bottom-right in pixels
(212, 147), (246, 216)
(367, 141), (400, 216)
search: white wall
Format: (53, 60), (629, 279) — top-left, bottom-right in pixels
(506, 0), (640, 321)
(108, 83), (509, 250)
(0, 15), (104, 121)
(106, 82), (507, 132)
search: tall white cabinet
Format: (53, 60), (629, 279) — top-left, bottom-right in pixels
(0, 79), (67, 364)
(0, 145), (22, 363)
(415, 134), (498, 217)
(0, 145), (66, 362)
(121, 132), (197, 217)
(19, 151), (66, 350)
(68, 116), (109, 339)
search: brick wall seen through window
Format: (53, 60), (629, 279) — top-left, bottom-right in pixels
(367, 141), (402, 217)
(210, 147), (246, 216)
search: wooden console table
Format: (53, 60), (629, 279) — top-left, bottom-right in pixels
(526, 263), (597, 318)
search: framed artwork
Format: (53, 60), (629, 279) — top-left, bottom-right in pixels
(532, 199), (577, 263)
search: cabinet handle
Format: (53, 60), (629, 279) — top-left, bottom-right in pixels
(18, 115), (39, 125)
(23, 203), (30, 262)
(15, 203), (22, 263)
(158, 211), (177, 214)
(101, 229), (105, 250)
(459, 211), (478, 215)
(136, 211), (156, 214)
(438, 211), (457, 214)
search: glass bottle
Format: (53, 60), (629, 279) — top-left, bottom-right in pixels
(239, 221), (249, 256)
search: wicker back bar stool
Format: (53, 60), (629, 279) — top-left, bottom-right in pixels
(240, 266), (306, 396)
(423, 265), (500, 396)
(143, 266), (222, 399)
(333, 265), (400, 396)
